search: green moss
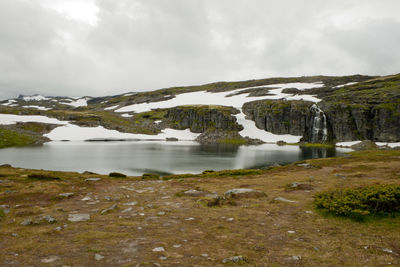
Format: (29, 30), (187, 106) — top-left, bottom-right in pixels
(142, 173), (160, 180)
(219, 138), (247, 145)
(27, 173), (61, 181)
(0, 128), (36, 148)
(300, 143), (335, 148)
(109, 172), (127, 178)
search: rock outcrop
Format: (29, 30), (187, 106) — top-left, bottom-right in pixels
(242, 100), (315, 137)
(165, 105), (243, 133)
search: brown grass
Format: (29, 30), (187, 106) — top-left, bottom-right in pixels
(0, 150), (399, 266)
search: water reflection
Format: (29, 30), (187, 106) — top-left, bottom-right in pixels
(0, 141), (351, 176)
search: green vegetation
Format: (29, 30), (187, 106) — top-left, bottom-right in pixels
(314, 184), (400, 220)
(109, 172), (127, 178)
(300, 143), (335, 148)
(0, 128), (36, 148)
(142, 173), (160, 180)
(27, 173), (61, 181)
(323, 74), (400, 105)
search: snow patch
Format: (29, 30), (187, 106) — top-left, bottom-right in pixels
(2, 100), (17, 106)
(21, 95), (50, 101)
(121, 114), (133, 118)
(60, 97), (89, 107)
(336, 141), (362, 147)
(115, 82), (324, 114)
(104, 105), (119, 110)
(22, 105), (52, 111)
(376, 142), (400, 148)
(0, 114), (68, 125)
(334, 82), (358, 88)
(44, 124), (200, 141)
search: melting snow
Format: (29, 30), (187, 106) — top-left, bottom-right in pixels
(60, 98), (89, 107)
(121, 114), (133, 118)
(334, 82), (358, 88)
(21, 95), (50, 101)
(22, 105), (52, 111)
(115, 82), (324, 113)
(2, 100), (17, 106)
(104, 105), (119, 110)
(0, 114), (68, 125)
(44, 124), (200, 141)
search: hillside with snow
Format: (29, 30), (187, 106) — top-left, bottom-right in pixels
(0, 74), (399, 148)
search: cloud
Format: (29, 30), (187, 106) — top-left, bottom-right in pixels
(0, 0), (399, 100)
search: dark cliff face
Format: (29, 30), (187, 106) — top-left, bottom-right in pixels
(242, 100), (314, 136)
(320, 103), (400, 142)
(164, 105), (243, 133)
(242, 100), (400, 143)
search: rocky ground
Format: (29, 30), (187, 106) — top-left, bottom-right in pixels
(0, 150), (400, 266)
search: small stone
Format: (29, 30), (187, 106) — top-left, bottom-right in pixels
(81, 196), (92, 201)
(382, 248), (393, 254)
(173, 244), (182, 248)
(157, 211), (165, 216)
(185, 217), (195, 221)
(122, 207), (133, 213)
(95, 254), (104, 261)
(227, 217), (234, 222)
(274, 197), (298, 203)
(159, 256), (167, 260)
(224, 188), (266, 198)
(101, 204), (118, 214)
(85, 178), (101, 182)
(305, 210), (313, 214)
(183, 189), (208, 197)
(222, 256), (247, 264)
(201, 254), (209, 257)
(58, 193), (74, 198)
(152, 247), (165, 252)
(54, 226), (62, 231)
(43, 215), (57, 223)
(41, 256), (60, 263)
(288, 255), (302, 261)
(123, 201), (138, 206)
(297, 163), (312, 168)
(11, 233), (18, 237)
(21, 219), (33, 226)
(68, 213), (90, 222)
(287, 230), (296, 234)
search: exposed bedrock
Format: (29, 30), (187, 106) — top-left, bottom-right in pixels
(164, 105), (243, 133)
(319, 102), (400, 142)
(242, 100), (314, 137)
(242, 100), (400, 143)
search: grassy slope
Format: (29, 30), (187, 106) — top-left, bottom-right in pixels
(0, 128), (35, 148)
(0, 150), (399, 266)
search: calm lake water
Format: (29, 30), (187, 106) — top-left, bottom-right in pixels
(0, 141), (351, 176)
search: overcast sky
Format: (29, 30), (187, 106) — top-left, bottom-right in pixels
(0, 0), (399, 100)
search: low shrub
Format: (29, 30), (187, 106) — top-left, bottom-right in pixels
(142, 173), (160, 180)
(314, 184), (400, 220)
(27, 173), (60, 181)
(109, 172), (127, 178)
(203, 169), (263, 177)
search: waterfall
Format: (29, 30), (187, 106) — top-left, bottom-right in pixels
(310, 104), (328, 143)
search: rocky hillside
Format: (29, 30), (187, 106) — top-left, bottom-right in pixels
(0, 74), (399, 147)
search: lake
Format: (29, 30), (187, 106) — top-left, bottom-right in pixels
(0, 141), (352, 176)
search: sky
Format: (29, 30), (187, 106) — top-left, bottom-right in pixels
(0, 0), (399, 100)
